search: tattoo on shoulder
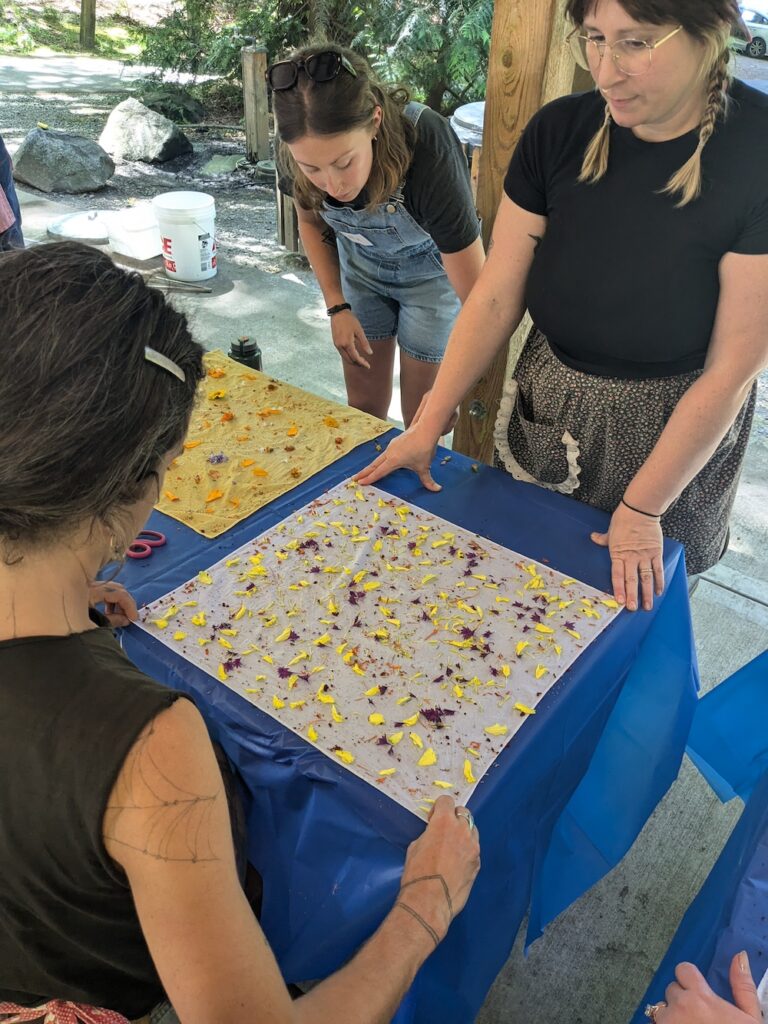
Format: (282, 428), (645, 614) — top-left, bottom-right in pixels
(528, 233), (542, 254)
(104, 718), (221, 863)
(321, 225), (338, 249)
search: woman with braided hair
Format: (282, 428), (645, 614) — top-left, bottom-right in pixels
(359, 0), (768, 611)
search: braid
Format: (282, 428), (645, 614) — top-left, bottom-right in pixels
(662, 48), (730, 207)
(578, 102), (612, 184)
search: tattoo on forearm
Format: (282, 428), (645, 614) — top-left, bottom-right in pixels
(528, 233), (542, 254)
(104, 719), (221, 863)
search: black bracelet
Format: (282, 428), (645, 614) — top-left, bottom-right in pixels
(621, 497), (661, 520)
(327, 302), (352, 317)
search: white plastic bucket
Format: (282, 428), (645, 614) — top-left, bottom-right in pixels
(107, 204), (162, 261)
(152, 191), (217, 282)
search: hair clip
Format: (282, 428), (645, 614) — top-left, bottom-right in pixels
(144, 346), (186, 382)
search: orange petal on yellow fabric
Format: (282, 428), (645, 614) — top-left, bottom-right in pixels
(241, 458), (255, 467)
(220, 411), (234, 423)
(323, 415), (339, 427)
(208, 389), (226, 400)
(287, 424), (299, 437)
(164, 490), (179, 502)
(252, 468), (269, 478)
(206, 489), (223, 503)
(184, 440), (201, 449)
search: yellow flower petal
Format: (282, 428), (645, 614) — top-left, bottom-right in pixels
(313, 633), (331, 646)
(272, 694), (285, 709)
(534, 664), (548, 679)
(535, 624), (554, 634)
(516, 640), (530, 656)
(172, 631), (186, 641)
(484, 723), (509, 736)
(453, 684), (464, 698)
(334, 749), (355, 765)
(514, 702), (536, 715)
(364, 685), (381, 697)
(417, 747), (437, 767)
(433, 780), (453, 789)
(388, 731), (404, 745)
(463, 759), (476, 784)
(191, 612), (207, 627)
(289, 700), (306, 709)
(331, 704), (344, 723)
(369, 712), (385, 725)
(275, 627), (292, 642)
(233, 605), (246, 620)
(198, 571), (213, 585)
(379, 768), (396, 777)
(307, 724), (318, 741)
(409, 732), (424, 749)
(152, 618), (168, 630)
(565, 628), (581, 639)
(402, 712), (419, 726)
(217, 664), (228, 681)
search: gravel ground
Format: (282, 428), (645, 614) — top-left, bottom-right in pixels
(0, 82), (304, 275)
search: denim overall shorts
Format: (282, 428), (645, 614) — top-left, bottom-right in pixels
(319, 103), (461, 364)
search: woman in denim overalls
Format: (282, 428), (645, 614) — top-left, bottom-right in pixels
(271, 44), (484, 427)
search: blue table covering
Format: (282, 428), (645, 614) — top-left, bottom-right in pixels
(118, 433), (697, 1024)
(631, 652), (768, 1021)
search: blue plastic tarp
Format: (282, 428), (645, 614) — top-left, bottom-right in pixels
(631, 650), (768, 1022)
(118, 434), (698, 1023)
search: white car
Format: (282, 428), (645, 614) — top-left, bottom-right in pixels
(731, 7), (768, 58)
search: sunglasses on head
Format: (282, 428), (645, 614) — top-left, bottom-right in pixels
(266, 50), (358, 91)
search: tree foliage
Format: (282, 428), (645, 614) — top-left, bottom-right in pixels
(141, 0), (492, 113)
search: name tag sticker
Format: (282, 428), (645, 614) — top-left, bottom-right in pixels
(339, 231), (373, 246)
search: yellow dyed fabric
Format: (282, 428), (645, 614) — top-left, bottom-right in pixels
(157, 351), (390, 537)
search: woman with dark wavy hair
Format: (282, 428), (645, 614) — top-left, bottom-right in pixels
(0, 242), (479, 1024)
(360, 0), (768, 613)
(271, 44), (485, 427)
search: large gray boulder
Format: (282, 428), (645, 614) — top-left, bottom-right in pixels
(12, 128), (115, 194)
(99, 97), (193, 163)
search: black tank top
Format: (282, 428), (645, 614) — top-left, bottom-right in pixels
(0, 615), (182, 1017)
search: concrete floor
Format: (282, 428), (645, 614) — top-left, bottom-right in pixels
(10, 62), (768, 1020)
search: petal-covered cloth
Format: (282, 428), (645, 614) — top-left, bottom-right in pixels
(156, 351), (390, 538)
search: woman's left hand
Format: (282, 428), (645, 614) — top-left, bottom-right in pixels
(88, 580), (138, 627)
(591, 502), (664, 611)
(651, 953), (761, 1024)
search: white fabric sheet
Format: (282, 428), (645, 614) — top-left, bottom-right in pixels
(138, 481), (622, 816)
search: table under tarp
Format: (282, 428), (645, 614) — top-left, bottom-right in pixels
(119, 431), (698, 1024)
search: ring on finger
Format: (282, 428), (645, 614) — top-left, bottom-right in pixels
(639, 568), (654, 577)
(455, 809), (475, 832)
(644, 1002), (667, 1021)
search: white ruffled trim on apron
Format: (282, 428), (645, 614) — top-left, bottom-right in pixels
(493, 377), (582, 495)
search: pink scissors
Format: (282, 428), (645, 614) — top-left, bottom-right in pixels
(127, 529), (167, 560)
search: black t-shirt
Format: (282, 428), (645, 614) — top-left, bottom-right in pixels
(504, 80), (768, 378)
(0, 616), (183, 1017)
(282, 105), (480, 254)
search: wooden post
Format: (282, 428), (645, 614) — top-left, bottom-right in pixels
(242, 46), (270, 163)
(80, 0), (96, 50)
(452, 0), (579, 463)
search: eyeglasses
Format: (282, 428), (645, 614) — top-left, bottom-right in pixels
(567, 24), (683, 76)
(266, 51), (358, 91)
